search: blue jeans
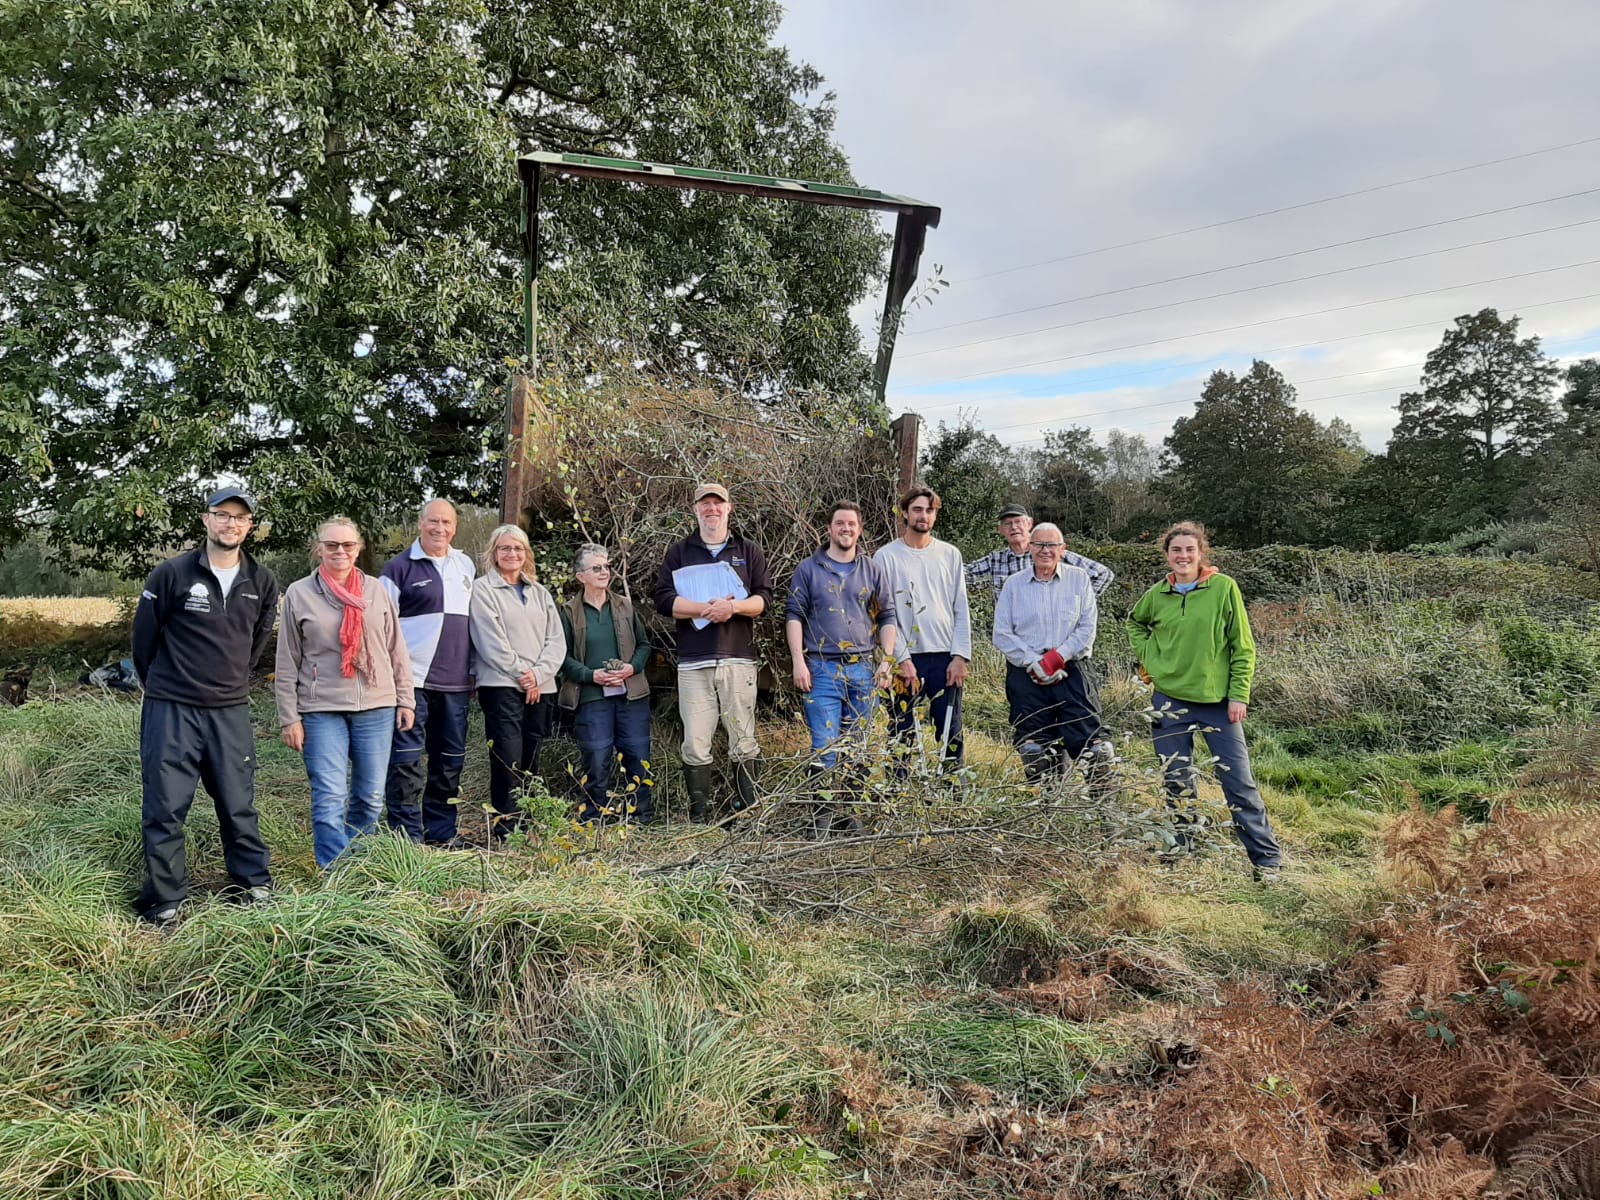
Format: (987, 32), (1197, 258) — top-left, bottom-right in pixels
(385, 688), (470, 843)
(304, 708), (395, 868)
(802, 657), (877, 770)
(888, 651), (965, 775)
(572, 696), (654, 822)
(1150, 691), (1282, 868)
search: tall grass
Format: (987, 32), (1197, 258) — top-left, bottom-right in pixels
(0, 699), (829, 1197)
(2, 557), (1596, 1196)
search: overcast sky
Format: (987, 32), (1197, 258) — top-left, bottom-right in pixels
(777, 0), (1600, 452)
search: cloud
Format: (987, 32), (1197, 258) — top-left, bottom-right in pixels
(778, 0), (1600, 450)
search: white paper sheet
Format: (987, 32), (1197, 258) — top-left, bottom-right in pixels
(672, 562), (749, 629)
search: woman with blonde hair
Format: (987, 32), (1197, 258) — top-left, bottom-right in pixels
(276, 518), (415, 867)
(469, 523), (566, 839)
(1127, 521), (1284, 880)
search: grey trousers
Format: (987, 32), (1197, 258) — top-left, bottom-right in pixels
(1150, 691), (1283, 868)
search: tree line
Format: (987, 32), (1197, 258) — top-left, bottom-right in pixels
(924, 308), (1600, 569)
(5, 3), (1597, 577)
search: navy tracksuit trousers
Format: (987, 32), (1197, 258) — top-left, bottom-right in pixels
(137, 697), (272, 914)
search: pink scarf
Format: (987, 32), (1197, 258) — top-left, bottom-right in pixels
(318, 566), (375, 683)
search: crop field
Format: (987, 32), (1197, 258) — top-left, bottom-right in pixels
(0, 596), (123, 625)
(1, 553), (1597, 1198)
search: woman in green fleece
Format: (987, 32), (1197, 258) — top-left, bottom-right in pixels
(1127, 522), (1283, 877)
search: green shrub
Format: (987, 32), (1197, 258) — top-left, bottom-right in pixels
(1252, 598), (1537, 745)
(1495, 611), (1600, 705)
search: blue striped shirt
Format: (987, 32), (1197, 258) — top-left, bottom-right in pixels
(992, 564), (1098, 668)
(967, 546), (1115, 597)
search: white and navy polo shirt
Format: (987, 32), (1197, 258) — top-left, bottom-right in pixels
(380, 540), (476, 692)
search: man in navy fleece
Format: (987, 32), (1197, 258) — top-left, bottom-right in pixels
(381, 499), (476, 846)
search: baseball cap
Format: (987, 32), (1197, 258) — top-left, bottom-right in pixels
(207, 486), (258, 512)
(694, 482), (730, 503)
(997, 504), (1029, 520)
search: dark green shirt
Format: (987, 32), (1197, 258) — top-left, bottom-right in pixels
(559, 597), (652, 705)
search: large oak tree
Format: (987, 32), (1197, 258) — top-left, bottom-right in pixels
(0, 0), (885, 568)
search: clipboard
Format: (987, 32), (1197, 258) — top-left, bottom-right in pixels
(673, 562), (748, 629)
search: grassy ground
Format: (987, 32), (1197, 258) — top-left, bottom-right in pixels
(1, 571), (1596, 1198)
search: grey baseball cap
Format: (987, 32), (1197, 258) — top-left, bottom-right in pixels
(997, 504), (1029, 520)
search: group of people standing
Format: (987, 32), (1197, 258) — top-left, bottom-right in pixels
(129, 480), (1282, 924)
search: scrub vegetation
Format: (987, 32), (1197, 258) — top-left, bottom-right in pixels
(2, 550), (1598, 1198)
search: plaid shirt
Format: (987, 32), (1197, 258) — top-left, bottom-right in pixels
(966, 546), (1115, 598)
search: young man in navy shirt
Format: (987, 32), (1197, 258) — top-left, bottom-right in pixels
(131, 488), (280, 923)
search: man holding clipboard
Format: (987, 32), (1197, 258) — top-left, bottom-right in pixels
(655, 482), (773, 822)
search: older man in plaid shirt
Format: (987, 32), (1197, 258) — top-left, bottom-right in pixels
(966, 505), (1115, 598)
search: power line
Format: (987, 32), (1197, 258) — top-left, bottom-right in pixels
(993, 347), (1600, 448)
(905, 215), (1600, 360)
(949, 133), (1600, 284)
(945, 260), (1600, 381)
(915, 353), (1422, 418)
(979, 384), (1404, 438)
(907, 186), (1600, 337)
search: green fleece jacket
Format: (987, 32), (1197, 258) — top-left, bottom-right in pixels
(1126, 568), (1257, 704)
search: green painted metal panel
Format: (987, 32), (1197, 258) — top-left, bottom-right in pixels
(520, 151), (938, 216)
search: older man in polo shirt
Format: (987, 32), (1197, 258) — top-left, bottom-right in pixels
(992, 522), (1102, 783)
(381, 498), (476, 846)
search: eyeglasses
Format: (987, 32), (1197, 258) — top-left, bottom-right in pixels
(496, 544), (527, 555)
(320, 540), (360, 553)
(581, 563), (612, 574)
(1029, 541), (1064, 550)
(207, 510), (253, 525)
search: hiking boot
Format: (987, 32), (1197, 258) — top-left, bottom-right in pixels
(245, 886), (273, 905)
(139, 905), (180, 927)
(1253, 865), (1284, 886)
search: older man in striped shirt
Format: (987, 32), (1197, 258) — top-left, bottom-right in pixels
(992, 522), (1103, 783)
(966, 505), (1115, 598)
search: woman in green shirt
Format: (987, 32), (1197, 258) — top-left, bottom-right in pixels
(558, 543), (654, 824)
(1127, 522), (1282, 878)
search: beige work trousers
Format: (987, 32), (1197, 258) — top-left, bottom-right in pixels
(678, 661), (759, 766)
